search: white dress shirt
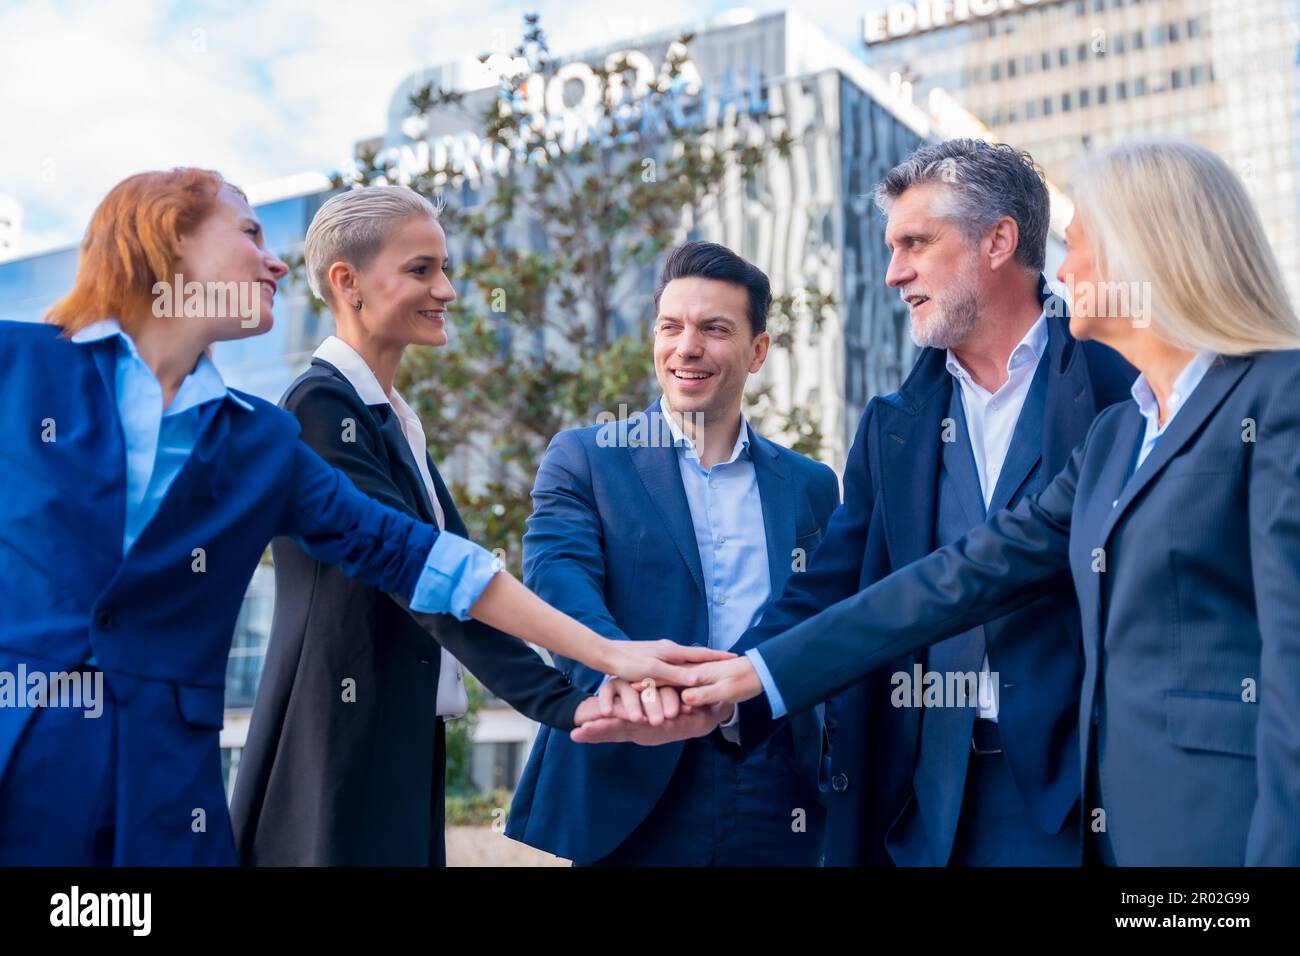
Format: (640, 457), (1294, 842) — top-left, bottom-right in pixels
(944, 312), (1049, 720)
(315, 336), (468, 719)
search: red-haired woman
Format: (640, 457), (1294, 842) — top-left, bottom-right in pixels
(0, 168), (725, 865)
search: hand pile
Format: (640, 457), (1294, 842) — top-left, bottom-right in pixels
(569, 639), (767, 746)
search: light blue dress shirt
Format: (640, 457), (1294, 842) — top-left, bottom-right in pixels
(662, 401), (771, 652)
(1130, 350), (1218, 472)
(69, 319), (499, 633)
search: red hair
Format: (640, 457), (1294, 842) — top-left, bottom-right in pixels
(46, 168), (245, 336)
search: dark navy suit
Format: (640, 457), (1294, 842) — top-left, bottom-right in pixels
(733, 284), (1135, 865)
(750, 347), (1300, 866)
(506, 402), (839, 864)
(0, 321), (459, 865)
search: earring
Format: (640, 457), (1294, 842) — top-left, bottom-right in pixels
(354, 299), (362, 311)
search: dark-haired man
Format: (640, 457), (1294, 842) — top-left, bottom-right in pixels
(504, 241), (840, 866)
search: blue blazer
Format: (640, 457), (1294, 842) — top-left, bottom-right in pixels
(0, 320), (441, 865)
(751, 348), (1300, 866)
(505, 401), (840, 863)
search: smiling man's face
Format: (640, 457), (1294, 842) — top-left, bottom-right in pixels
(653, 276), (769, 423)
(883, 182), (985, 349)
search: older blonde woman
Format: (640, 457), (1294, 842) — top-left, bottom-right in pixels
(674, 138), (1300, 866)
(227, 185), (727, 866)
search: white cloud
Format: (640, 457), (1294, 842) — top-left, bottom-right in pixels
(0, 0), (728, 255)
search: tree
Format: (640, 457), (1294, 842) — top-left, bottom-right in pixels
(312, 12), (834, 571)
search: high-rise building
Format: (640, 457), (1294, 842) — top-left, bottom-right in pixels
(862, 0), (1300, 298)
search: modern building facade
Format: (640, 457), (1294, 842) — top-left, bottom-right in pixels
(863, 0), (1300, 298)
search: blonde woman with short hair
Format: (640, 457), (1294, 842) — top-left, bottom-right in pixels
(230, 185), (721, 865)
(682, 138), (1300, 866)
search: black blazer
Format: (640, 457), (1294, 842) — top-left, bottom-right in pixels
(230, 358), (588, 866)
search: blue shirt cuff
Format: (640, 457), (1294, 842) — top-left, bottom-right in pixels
(745, 648), (787, 720)
(409, 532), (504, 621)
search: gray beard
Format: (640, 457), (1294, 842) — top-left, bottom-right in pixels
(909, 287), (982, 350)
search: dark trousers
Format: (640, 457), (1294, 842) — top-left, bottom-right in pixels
(581, 732), (825, 867)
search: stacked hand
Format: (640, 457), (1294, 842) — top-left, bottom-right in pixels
(571, 651), (766, 746)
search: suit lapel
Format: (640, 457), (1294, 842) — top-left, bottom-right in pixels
(427, 456), (466, 536)
(312, 357), (434, 525)
(629, 401), (706, 598)
(749, 426), (793, 594)
(940, 385), (986, 526)
(987, 347), (1050, 514)
(374, 408), (437, 526)
(878, 351), (951, 567)
(1097, 356), (1250, 547)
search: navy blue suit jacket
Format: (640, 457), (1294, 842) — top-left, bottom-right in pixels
(505, 401), (840, 863)
(732, 286), (1135, 865)
(0, 321), (450, 864)
(751, 348), (1300, 866)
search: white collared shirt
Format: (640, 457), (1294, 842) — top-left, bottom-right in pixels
(944, 312), (1049, 720)
(1129, 350), (1218, 472)
(944, 313), (1049, 510)
(314, 335), (466, 718)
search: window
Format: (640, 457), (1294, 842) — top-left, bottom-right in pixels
(1042, 51), (1052, 70)
(1080, 87), (1091, 108)
(1190, 64), (1206, 85)
(1132, 30), (1144, 50)
(991, 62), (1001, 81)
(1187, 18), (1202, 39)
(1135, 76), (1147, 96)
(1062, 91), (1072, 111)
(1114, 34), (1126, 54)
(1117, 80), (1128, 100)
(1059, 46), (1070, 67)
(1026, 99), (1038, 119)
(1098, 84), (1109, 104)
(1077, 43), (1087, 63)
(1008, 58), (1018, 78)
(1043, 96), (1054, 116)
(1169, 22), (1180, 42)
(1171, 69), (1184, 90)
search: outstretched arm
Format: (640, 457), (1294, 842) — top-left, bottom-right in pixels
(683, 436), (1085, 716)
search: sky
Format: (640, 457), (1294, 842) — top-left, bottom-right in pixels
(0, 0), (874, 257)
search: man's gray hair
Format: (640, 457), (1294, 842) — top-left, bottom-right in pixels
(874, 139), (1050, 273)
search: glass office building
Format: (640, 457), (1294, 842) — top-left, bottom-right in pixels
(863, 0), (1300, 299)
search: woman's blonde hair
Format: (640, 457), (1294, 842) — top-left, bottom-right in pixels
(1072, 137), (1300, 354)
(304, 185), (445, 308)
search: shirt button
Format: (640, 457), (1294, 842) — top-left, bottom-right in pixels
(831, 772), (850, 793)
(95, 610), (115, 631)
(716, 535), (726, 546)
(716, 594), (727, 606)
